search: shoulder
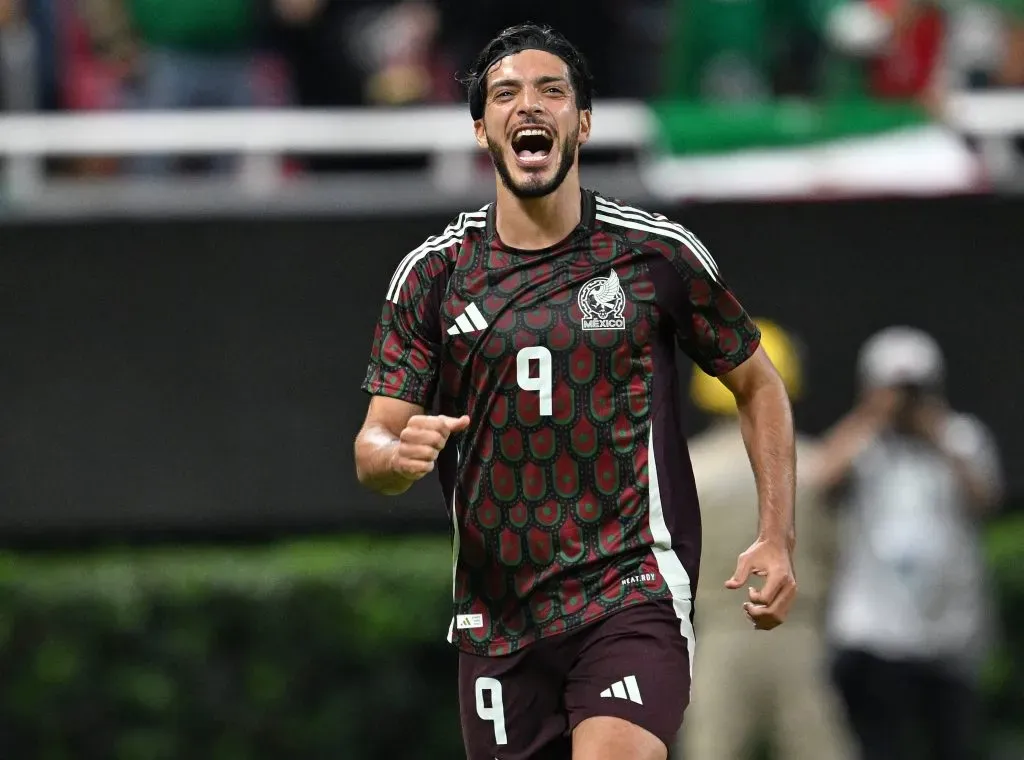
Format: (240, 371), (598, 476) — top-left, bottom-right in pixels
(591, 192), (721, 282)
(385, 205), (490, 305)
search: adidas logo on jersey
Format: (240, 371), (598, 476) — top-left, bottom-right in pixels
(447, 303), (489, 336)
(600, 675), (643, 704)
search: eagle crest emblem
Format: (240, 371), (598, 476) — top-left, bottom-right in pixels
(578, 270), (626, 331)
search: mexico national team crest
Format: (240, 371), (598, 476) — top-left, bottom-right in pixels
(578, 270), (625, 331)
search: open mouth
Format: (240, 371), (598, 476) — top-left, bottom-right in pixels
(511, 127), (554, 166)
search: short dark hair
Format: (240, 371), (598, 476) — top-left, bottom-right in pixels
(461, 23), (593, 121)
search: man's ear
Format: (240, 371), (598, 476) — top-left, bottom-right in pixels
(578, 109), (592, 146)
(474, 118), (487, 149)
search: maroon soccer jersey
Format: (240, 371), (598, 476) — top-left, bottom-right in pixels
(362, 190), (760, 657)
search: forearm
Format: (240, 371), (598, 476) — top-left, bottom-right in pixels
(354, 424), (415, 496)
(811, 412), (879, 492)
(736, 381), (797, 548)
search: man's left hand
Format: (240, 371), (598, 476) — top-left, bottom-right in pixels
(725, 537), (797, 631)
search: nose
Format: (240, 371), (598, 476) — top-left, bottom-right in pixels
(516, 86), (544, 116)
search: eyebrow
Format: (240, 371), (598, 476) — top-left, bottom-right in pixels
(488, 75), (570, 93)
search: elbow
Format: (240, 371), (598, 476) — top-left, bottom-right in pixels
(352, 440), (380, 493)
(354, 458), (372, 489)
(353, 437), (370, 487)
(735, 372), (792, 419)
(353, 446), (411, 497)
(733, 351), (791, 410)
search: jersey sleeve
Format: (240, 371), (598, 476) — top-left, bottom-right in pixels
(361, 248), (450, 407)
(646, 227), (761, 376)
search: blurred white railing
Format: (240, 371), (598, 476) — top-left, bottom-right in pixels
(0, 102), (656, 156)
(0, 101), (656, 203)
(0, 92), (1020, 214)
(944, 90), (1024, 136)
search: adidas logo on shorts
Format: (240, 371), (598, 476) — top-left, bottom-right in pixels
(600, 675), (643, 704)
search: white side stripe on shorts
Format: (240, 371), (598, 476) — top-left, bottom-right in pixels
(386, 212), (487, 303)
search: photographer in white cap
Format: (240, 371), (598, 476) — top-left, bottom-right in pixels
(814, 326), (1003, 760)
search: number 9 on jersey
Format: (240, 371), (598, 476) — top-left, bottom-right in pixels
(515, 346), (552, 417)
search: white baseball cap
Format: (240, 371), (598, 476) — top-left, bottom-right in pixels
(857, 326), (945, 390)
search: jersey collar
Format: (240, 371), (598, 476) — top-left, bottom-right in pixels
(485, 188), (598, 246)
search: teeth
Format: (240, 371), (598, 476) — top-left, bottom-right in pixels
(515, 128), (549, 139)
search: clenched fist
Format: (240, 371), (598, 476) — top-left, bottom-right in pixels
(390, 414), (470, 480)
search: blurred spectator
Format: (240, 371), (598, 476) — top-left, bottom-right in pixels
(0, 0), (39, 111)
(663, 0), (774, 101)
(663, 0), (838, 101)
(824, 0), (945, 101)
(677, 320), (852, 760)
(268, 0), (370, 109)
(815, 326), (1003, 760)
(1002, 4), (1024, 83)
(938, 0), (1024, 89)
(358, 0), (458, 105)
(435, 0), (617, 100)
(80, 0), (263, 173)
(29, 0), (60, 111)
(823, 0), (1024, 103)
(269, 0), (453, 108)
(72, 0), (137, 110)
(130, 0), (259, 108)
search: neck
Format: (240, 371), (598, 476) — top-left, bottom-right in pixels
(494, 172), (582, 250)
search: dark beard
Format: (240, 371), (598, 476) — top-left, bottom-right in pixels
(487, 127), (578, 199)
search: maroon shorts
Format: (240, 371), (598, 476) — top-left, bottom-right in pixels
(458, 598), (693, 760)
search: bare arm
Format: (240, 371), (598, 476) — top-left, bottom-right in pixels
(716, 346), (799, 630)
(718, 347), (797, 550)
(812, 412), (878, 494)
(354, 396), (423, 495)
(645, 224), (795, 627)
(354, 395), (469, 496)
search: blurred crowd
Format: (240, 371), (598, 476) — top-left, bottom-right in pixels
(0, 0), (1021, 178)
(0, 0), (1021, 116)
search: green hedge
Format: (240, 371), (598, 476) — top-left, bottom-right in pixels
(982, 513), (1024, 752)
(0, 538), (461, 760)
(0, 517), (1021, 759)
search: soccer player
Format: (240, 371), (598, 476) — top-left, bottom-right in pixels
(354, 23), (798, 760)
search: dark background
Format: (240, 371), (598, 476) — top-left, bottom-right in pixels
(1, 195), (1020, 542)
